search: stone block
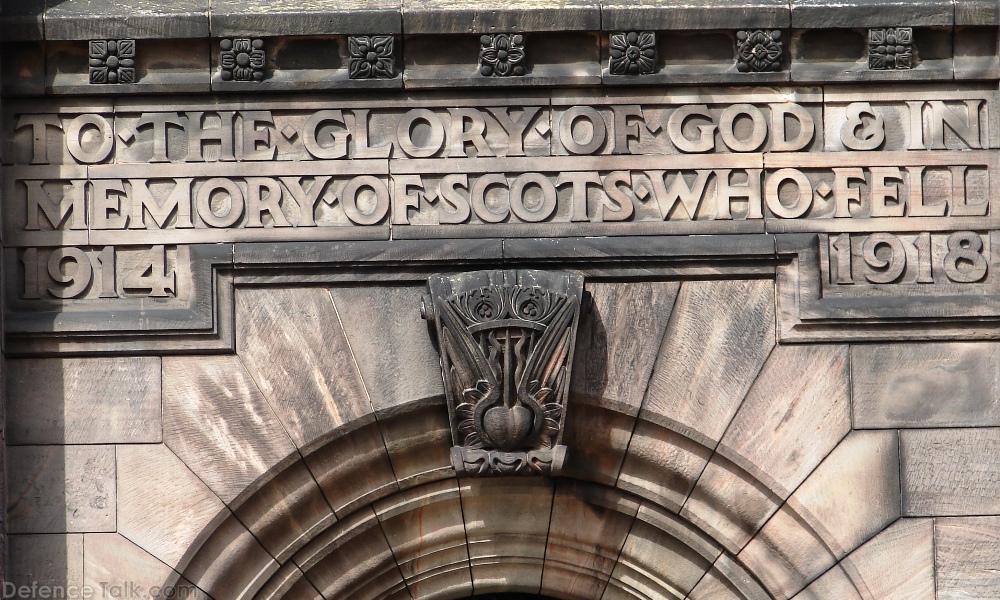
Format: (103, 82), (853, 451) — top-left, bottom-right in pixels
(785, 430), (900, 557)
(842, 519), (935, 598)
(163, 354), (298, 504)
(459, 477), (554, 593)
(616, 417), (713, 512)
(716, 343), (851, 497)
(302, 422), (399, 517)
(403, 0), (599, 34)
(181, 513), (280, 600)
(45, 0), (210, 39)
(791, 0), (954, 28)
(7, 534), (83, 588)
(328, 285), (443, 412)
(7, 357), (161, 445)
(852, 343), (1000, 428)
(935, 516), (1000, 600)
(236, 287), (373, 452)
(373, 479), (471, 592)
(571, 281), (679, 413)
(901, 428), (1000, 516)
(7, 445), (115, 534)
(233, 459), (336, 563)
(540, 480), (639, 599)
(211, 0), (402, 36)
(84, 533), (205, 600)
(641, 279), (776, 446)
(609, 503), (721, 599)
(602, 0), (791, 30)
(116, 444), (225, 569)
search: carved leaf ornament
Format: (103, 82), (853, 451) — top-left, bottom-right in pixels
(425, 270), (584, 476)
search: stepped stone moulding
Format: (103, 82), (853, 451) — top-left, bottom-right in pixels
(610, 31), (657, 75)
(423, 270), (584, 476)
(869, 27), (913, 69)
(348, 35), (395, 79)
(736, 29), (783, 72)
(89, 39), (136, 84)
(220, 38), (266, 81)
(479, 34), (526, 77)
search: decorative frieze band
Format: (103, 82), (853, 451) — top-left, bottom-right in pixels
(46, 23), (969, 91)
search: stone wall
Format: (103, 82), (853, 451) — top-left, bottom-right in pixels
(3, 1), (1000, 599)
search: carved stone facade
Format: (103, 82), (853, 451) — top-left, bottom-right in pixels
(3, 0), (1000, 599)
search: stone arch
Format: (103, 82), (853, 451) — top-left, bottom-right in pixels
(132, 281), (928, 600)
(167, 394), (903, 600)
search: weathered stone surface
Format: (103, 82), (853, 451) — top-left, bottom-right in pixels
(616, 418), (713, 512)
(403, 0), (599, 33)
(181, 513), (280, 600)
(302, 422), (399, 517)
(459, 477), (554, 593)
(7, 534), (83, 587)
(842, 519), (935, 599)
(609, 503), (721, 599)
(45, 0), (210, 39)
(572, 281), (679, 412)
(163, 354), (298, 504)
(7, 357), (161, 445)
(935, 516), (1000, 600)
(603, 0), (790, 29)
(901, 428), (1000, 516)
(373, 479), (472, 596)
(786, 430), (901, 557)
(236, 287), (374, 451)
(540, 480), (639, 599)
(84, 533), (205, 600)
(789, 565), (862, 600)
(117, 444), (226, 569)
(716, 344), (851, 496)
(641, 279), (776, 446)
(233, 459), (336, 563)
(791, 0), (954, 28)
(295, 507), (407, 600)
(328, 285), (443, 411)
(7, 445), (115, 534)
(212, 0), (401, 36)
(687, 553), (770, 600)
(852, 343), (1000, 428)
(682, 454), (783, 553)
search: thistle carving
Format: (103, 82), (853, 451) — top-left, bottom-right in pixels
(424, 270), (583, 476)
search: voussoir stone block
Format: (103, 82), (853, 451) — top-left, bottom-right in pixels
(641, 278), (776, 446)
(7, 445), (116, 534)
(327, 285), (443, 412)
(7, 357), (161, 445)
(236, 287), (374, 452)
(901, 428), (1000, 516)
(84, 533), (206, 600)
(116, 444), (226, 569)
(852, 343), (1000, 429)
(163, 354), (298, 504)
(841, 519), (935, 599)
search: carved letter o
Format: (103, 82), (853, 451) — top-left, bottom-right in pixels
(765, 168), (813, 219)
(341, 175), (389, 225)
(559, 106), (607, 155)
(195, 178), (245, 228)
(509, 173), (557, 223)
(719, 104), (767, 153)
(396, 109), (446, 158)
(65, 114), (114, 164)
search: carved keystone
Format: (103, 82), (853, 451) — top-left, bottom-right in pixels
(423, 270), (584, 476)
